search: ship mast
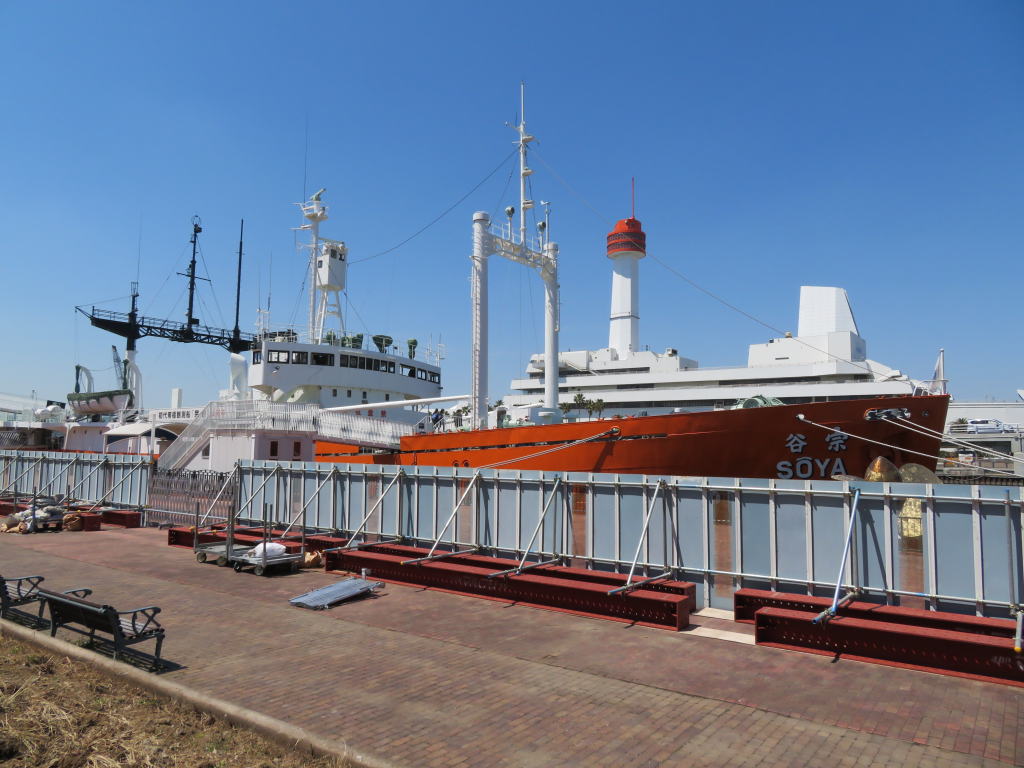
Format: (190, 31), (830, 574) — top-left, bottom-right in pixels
(470, 83), (560, 430)
(300, 189), (348, 344)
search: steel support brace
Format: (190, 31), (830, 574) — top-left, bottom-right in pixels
(814, 487), (862, 624)
(402, 547), (479, 566)
(1005, 491), (1022, 653)
(487, 557), (561, 579)
(36, 457), (78, 497)
(512, 477), (563, 573)
(339, 471), (404, 548)
(423, 473), (480, 559)
(607, 570), (674, 596)
(236, 467), (280, 520)
(84, 460), (148, 512)
(197, 466), (239, 527)
(616, 480), (665, 594)
(279, 468), (337, 538)
(1, 456), (46, 497)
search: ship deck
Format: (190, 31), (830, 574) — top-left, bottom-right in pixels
(1, 527), (1018, 767)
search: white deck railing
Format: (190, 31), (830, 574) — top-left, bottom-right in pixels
(157, 400), (414, 470)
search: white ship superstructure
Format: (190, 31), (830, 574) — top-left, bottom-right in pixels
(246, 191), (443, 414)
(503, 217), (927, 420)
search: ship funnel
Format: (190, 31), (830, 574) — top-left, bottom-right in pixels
(607, 217), (646, 358)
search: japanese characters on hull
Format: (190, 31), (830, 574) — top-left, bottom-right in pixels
(776, 431), (849, 479)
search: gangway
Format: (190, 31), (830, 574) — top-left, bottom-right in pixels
(156, 400), (414, 471)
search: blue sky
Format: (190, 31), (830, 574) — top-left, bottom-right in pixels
(1, 1), (1021, 406)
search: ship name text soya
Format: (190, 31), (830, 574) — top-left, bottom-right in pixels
(775, 431), (848, 479)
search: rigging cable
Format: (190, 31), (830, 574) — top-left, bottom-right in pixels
(480, 428), (619, 469)
(886, 415), (1024, 467)
(349, 148), (519, 265)
(195, 239), (227, 328)
(796, 413), (1019, 477)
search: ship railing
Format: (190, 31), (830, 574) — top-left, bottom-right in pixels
(157, 400), (413, 469)
(487, 220), (544, 253)
(316, 410), (412, 450)
(156, 401), (321, 469)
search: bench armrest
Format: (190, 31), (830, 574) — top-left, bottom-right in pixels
(62, 588), (93, 599)
(2, 575), (44, 600)
(117, 605), (162, 635)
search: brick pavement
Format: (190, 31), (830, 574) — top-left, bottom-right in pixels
(0, 527), (1020, 767)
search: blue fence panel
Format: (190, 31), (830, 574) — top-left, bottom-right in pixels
(774, 483), (807, 587)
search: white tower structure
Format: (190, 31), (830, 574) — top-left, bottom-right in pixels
(606, 217), (646, 358)
(300, 190), (349, 344)
(469, 84), (560, 430)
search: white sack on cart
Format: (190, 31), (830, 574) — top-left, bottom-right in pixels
(249, 542), (287, 559)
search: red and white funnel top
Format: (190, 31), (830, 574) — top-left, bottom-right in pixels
(607, 217), (646, 358)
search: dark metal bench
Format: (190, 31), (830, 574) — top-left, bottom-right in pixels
(38, 588), (165, 668)
(0, 575), (92, 624)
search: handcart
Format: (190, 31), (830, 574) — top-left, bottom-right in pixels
(194, 542), (245, 567)
(228, 545), (303, 577)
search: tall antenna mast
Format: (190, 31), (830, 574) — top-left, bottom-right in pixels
(230, 219), (245, 353)
(631, 177), (635, 219)
(516, 81), (535, 245)
(182, 216), (204, 335)
(301, 189), (328, 342)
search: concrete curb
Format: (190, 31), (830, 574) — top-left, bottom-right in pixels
(0, 619), (396, 768)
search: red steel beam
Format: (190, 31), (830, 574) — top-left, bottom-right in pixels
(325, 546), (691, 631)
(735, 588), (1015, 638)
(755, 606), (1024, 687)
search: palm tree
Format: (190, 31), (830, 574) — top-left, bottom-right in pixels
(559, 402), (572, 418)
(591, 398), (605, 419)
(572, 393), (588, 419)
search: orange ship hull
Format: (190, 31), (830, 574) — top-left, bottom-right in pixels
(316, 394), (950, 480)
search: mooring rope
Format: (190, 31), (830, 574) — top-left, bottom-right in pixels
(887, 415), (1024, 467)
(479, 427), (619, 469)
(796, 414), (1019, 477)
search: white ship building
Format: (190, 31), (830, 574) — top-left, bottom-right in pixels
(503, 217), (931, 420)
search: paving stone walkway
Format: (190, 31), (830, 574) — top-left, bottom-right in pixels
(1, 527), (1020, 767)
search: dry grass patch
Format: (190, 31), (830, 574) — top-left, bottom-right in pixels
(0, 635), (348, 768)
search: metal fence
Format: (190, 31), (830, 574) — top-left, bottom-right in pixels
(3, 449), (1020, 620)
(146, 467), (237, 527)
(234, 461), (1024, 618)
(0, 450), (151, 508)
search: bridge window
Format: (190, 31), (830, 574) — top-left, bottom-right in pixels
(347, 390), (352, 398)
(269, 440), (279, 458)
(387, 362), (396, 373)
(358, 357), (367, 370)
(292, 351), (308, 365)
(312, 352), (334, 366)
(401, 365), (415, 378)
(252, 351), (262, 364)
(385, 393), (390, 401)
(267, 350), (289, 363)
